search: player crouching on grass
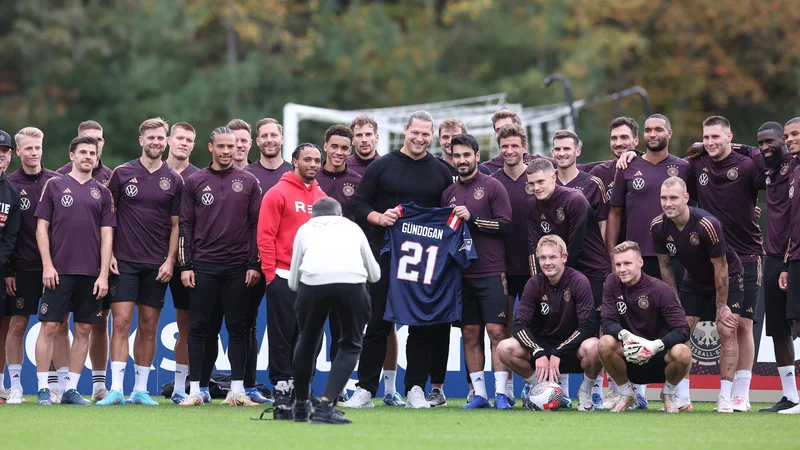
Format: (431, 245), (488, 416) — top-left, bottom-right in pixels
(496, 235), (602, 411)
(597, 241), (692, 413)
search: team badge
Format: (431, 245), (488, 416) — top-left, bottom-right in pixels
(525, 183), (535, 195)
(90, 187), (102, 200)
(632, 177), (645, 190)
(125, 184), (138, 197)
(556, 207), (565, 222)
(637, 296), (649, 309)
(667, 166), (679, 177)
(40, 303), (48, 315)
(343, 184), (355, 197)
(16, 298), (24, 310)
(201, 193), (214, 205)
(666, 243), (677, 256)
(19, 197), (30, 211)
(540, 303), (550, 315)
(540, 221), (551, 233)
(159, 178), (171, 191)
(61, 195), (74, 207)
(781, 165), (790, 176)
(690, 232), (700, 245)
(616, 301), (627, 315)
(727, 167), (739, 180)
(473, 187), (485, 200)
(563, 288), (571, 302)
(459, 238), (473, 252)
(690, 321), (720, 366)
(232, 180), (243, 192)
(699, 173), (709, 186)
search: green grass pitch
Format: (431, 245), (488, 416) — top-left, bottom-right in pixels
(1, 397), (796, 449)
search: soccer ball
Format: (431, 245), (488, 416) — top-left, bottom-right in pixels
(526, 382), (563, 411)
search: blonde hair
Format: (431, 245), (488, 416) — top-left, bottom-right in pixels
(139, 117), (169, 135)
(536, 235), (567, 258)
(78, 120), (103, 134)
(614, 241), (642, 255)
(439, 118), (468, 136)
(662, 176), (687, 194)
(15, 127), (44, 147)
(227, 119), (252, 134)
(350, 115), (378, 133)
(170, 122), (195, 137)
(256, 118), (283, 136)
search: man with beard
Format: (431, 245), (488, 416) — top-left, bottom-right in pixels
(258, 143), (326, 406)
(347, 115), (381, 177)
(442, 134), (513, 409)
(99, 118), (183, 406)
(483, 110), (538, 173)
(228, 119), (254, 169)
(437, 119), (491, 183)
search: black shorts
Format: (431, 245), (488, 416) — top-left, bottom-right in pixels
(764, 255), (793, 337)
(170, 268), (191, 311)
(505, 274), (529, 300)
(786, 260), (800, 321)
(527, 338), (583, 374)
(6, 270), (43, 316)
(679, 277), (745, 321)
(740, 258), (762, 322)
(39, 275), (102, 324)
(626, 350), (668, 384)
(461, 275), (508, 325)
(109, 260), (168, 309)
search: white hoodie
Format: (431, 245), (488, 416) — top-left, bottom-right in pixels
(288, 215), (381, 291)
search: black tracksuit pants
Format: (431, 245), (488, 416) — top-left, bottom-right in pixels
(266, 276), (298, 386)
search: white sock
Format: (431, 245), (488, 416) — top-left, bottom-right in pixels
(0, 373), (4, 389)
(190, 381), (201, 395)
(494, 371), (509, 396)
(677, 378), (690, 399)
(37, 372), (50, 391)
(580, 374), (596, 392)
(57, 367), (69, 393)
(66, 372), (81, 391)
(506, 378), (514, 398)
(523, 374), (537, 386)
(732, 370), (751, 399)
(92, 370), (106, 392)
(469, 372), (487, 399)
(48, 371), (59, 392)
(173, 364), (188, 394)
(663, 380), (676, 395)
(592, 374), (603, 396)
(618, 382), (634, 397)
(133, 365), (150, 395)
(231, 380), (244, 394)
(383, 370), (397, 395)
(778, 366), (799, 403)
(558, 374), (569, 398)
(634, 384), (647, 397)
(720, 380), (733, 398)
(8, 364), (22, 392)
(110, 361), (126, 393)
(608, 375), (620, 394)
(288, 379), (294, 389)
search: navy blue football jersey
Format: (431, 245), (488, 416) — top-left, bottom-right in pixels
(381, 202), (477, 326)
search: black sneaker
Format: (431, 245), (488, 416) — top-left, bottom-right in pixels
(759, 396), (798, 412)
(274, 388), (292, 407)
(312, 401), (352, 425)
(310, 390), (321, 408)
(292, 400), (311, 422)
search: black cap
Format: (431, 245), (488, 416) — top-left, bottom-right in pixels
(0, 130), (11, 149)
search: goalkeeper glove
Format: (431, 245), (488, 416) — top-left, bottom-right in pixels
(618, 329), (634, 342)
(623, 338), (665, 365)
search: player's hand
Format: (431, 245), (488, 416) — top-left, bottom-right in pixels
(245, 269), (261, 287)
(754, 206), (761, 220)
(717, 304), (738, 329)
(181, 270), (196, 288)
(453, 206), (471, 221)
(779, 271), (789, 291)
(686, 142), (705, 159)
(110, 255), (120, 275)
(93, 276), (108, 300)
(379, 208), (399, 227)
(155, 261), (173, 283)
(43, 265), (59, 291)
(5, 276), (16, 296)
(534, 355), (550, 383)
(623, 338), (663, 365)
(618, 329), (634, 342)
(547, 355), (561, 382)
(615, 151), (638, 170)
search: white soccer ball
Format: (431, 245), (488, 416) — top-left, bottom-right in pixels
(527, 382), (563, 411)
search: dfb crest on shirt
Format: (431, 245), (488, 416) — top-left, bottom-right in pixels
(727, 167), (739, 181)
(540, 221), (551, 233)
(473, 187), (485, 200)
(666, 243), (677, 256)
(781, 165), (790, 176)
(201, 193), (214, 206)
(459, 238), (473, 252)
(231, 180), (243, 192)
(699, 173), (709, 186)
(525, 183), (535, 195)
(563, 288), (571, 302)
(616, 301), (627, 315)
(637, 296), (649, 309)
(632, 177), (645, 190)
(90, 187), (102, 200)
(19, 197), (30, 211)
(125, 184), (138, 197)
(667, 166), (679, 177)
(556, 207), (565, 222)
(690, 320), (720, 366)
(343, 183), (355, 197)
(160, 178), (171, 191)
(61, 195), (74, 207)
(540, 303), (550, 315)
(690, 232), (700, 246)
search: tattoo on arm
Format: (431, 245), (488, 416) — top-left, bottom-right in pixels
(712, 255), (729, 310)
(657, 254), (679, 299)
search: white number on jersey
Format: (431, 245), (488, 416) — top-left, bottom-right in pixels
(396, 241), (440, 285)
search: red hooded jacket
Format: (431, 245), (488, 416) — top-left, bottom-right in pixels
(258, 171), (327, 281)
